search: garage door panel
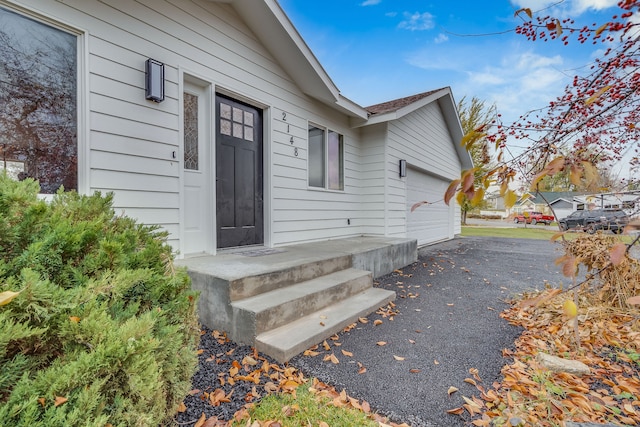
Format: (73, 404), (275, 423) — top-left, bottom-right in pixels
(406, 168), (453, 246)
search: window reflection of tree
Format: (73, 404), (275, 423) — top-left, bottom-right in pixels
(0, 7), (77, 193)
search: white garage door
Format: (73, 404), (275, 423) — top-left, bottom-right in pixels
(406, 168), (454, 246)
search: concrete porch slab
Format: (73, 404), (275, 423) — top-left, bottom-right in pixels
(177, 236), (417, 281)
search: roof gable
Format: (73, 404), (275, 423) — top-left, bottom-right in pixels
(361, 87), (472, 170)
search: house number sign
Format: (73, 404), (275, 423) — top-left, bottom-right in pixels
(281, 111), (298, 157)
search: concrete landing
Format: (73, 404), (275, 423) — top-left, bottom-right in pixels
(180, 236), (416, 280)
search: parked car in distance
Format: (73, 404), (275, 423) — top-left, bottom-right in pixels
(513, 211), (555, 225)
(558, 209), (630, 234)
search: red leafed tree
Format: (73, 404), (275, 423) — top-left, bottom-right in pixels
(465, 0), (640, 200)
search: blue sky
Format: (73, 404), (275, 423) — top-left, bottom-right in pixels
(278, 0), (622, 126)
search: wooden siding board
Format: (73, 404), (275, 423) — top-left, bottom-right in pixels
(91, 170), (179, 192)
(91, 151), (179, 177)
(90, 113), (178, 147)
(95, 189), (180, 208)
(90, 93), (179, 130)
(91, 132), (176, 160)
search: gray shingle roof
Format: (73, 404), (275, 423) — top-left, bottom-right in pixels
(365, 88), (445, 115)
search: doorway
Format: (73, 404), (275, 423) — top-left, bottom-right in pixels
(215, 94), (264, 248)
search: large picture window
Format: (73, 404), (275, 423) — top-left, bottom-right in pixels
(0, 7), (77, 193)
(308, 124), (344, 190)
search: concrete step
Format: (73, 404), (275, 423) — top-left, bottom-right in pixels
(255, 287), (396, 363)
(231, 268), (373, 339)
(228, 254), (352, 301)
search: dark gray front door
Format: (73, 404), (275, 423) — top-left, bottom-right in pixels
(216, 94), (263, 248)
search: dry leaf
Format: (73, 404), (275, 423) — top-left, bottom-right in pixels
(563, 299), (578, 318)
(69, 316), (80, 323)
(374, 319), (383, 326)
(610, 242), (627, 266)
(0, 290), (20, 306)
(264, 382), (278, 393)
(463, 378), (477, 386)
(54, 396), (68, 407)
(627, 295), (640, 305)
(242, 355), (258, 366)
(341, 349), (353, 357)
(357, 362), (367, 374)
(194, 413), (207, 427)
(393, 355), (405, 361)
(448, 386), (459, 396)
(377, 341), (387, 346)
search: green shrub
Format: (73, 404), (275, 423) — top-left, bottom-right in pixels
(0, 175), (200, 427)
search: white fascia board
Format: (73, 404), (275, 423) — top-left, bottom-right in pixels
(437, 90), (473, 171)
(336, 95), (368, 120)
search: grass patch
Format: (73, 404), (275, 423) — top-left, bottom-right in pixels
(232, 384), (380, 427)
(461, 226), (562, 240)
(461, 226), (634, 243)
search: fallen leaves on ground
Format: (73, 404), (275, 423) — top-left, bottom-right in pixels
(449, 236), (640, 426)
(179, 329), (410, 427)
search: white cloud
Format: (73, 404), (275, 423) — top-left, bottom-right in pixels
(361, 0), (382, 6)
(573, 0), (619, 12)
(509, 0), (618, 16)
(467, 51), (567, 123)
(407, 44), (569, 124)
(434, 33), (449, 44)
(398, 12), (435, 31)
(514, 52), (563, 69)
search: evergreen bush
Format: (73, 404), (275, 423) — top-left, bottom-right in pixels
(0, 175), (200, 426)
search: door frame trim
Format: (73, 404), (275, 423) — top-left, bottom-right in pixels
(179, 69), (215, 257)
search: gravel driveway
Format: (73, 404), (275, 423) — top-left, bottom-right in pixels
(290, 236), (568, 427)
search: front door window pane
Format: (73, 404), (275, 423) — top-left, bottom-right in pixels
(0, 7), (77, 193)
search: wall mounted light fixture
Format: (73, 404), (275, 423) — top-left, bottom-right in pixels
(399, 159), (407, 178)
(145, 58), (165, 103)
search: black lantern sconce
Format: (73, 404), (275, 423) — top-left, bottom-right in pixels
(145, 59), (165, 103)
(399, 159), (407, 178)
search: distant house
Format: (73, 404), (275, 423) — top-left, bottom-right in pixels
(1, 0), (471, 254)
(514, 191), (583, 220)
(574, 192), (640, 216)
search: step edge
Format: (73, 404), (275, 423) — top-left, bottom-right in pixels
(255, 288), (396, 363)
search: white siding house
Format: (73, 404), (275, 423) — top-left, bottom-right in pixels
(0, 0), (472, 255)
